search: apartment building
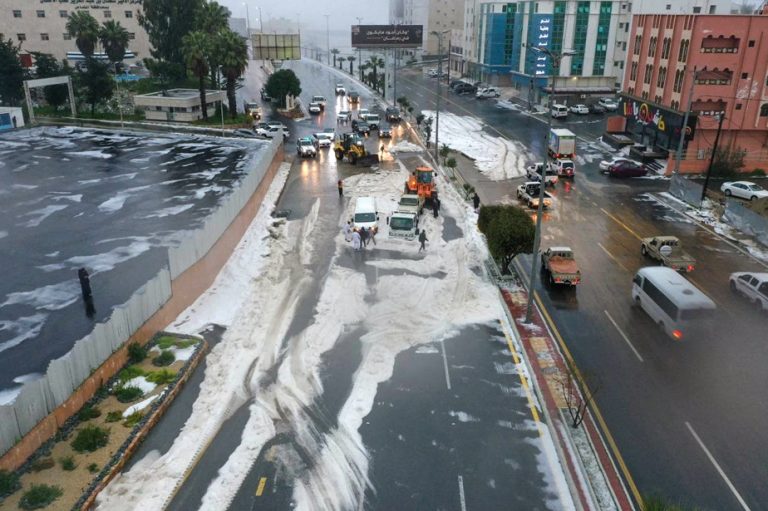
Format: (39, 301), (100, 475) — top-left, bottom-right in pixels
(390, 0), (465, 56)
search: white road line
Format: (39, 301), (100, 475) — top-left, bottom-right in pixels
(440, 339), (452, 390)
(457, 475), (467, 511)
(597, 242), (628, 272)
(685, 422), (751, 511)
(603, 310), (644, 363)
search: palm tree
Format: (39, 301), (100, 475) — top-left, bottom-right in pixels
(182, 31), (211, 121)
(331, 48), (340, 68)
(66, 11), (99, 58)
(366, 56), (385, 91)
(347, 55), (356, 75)
(99, 20), (130, 68)
(337, 56), (346, 70)
(217, 30), (248, 119)
(199, 1), (231, 88)
(359, 63), (370, 85)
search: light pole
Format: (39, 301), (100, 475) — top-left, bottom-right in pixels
(356, 17), (363, 80)
(673, 66), (697, 175)
(324, 14), (330, 66)
(431, 29), (449, 162)
(525, 46), (576, 323)
(700, 111), (725, 203)
(243, 3), (251, 36)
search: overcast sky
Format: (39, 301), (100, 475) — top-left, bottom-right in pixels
(218, 0), (389, 32)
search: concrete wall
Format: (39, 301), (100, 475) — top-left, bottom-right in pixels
(0, 136), (284, 469)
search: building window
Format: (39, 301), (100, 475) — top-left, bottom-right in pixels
(41, 33), (49, 41)
(634, 35), (642, 55)
(60, 10), (68, 17)
(741, 72), (748, 79)
(671, 100), (680, 110)
(17, 34), (26, 42)
(666, 4), (671, 9)
(760, 104), (768, 117)
(63, 33), (72, 40)
(125, 10), (133, 18)
(13, 10), (22, 18)
(570, 1), (590, 75)
(678, 39), (689, 62)
(36, 10), (45, 18)
(593, 2), (612, 75)
(655, 95), (663, 104)
(630, 61), (638, 80)
(749, 40), (755, 47)
(657, 66), (667, 88)
(129, 32), (136, 40)
(661, 38), (671, 59)
(709, 5), (716, 13)
(673, 69), (684, 92)
(648, 37), (657, 57)
(644, 64), (653, 84)
(693, 6), (701, 13)
(735, 103), (743, 110)
(104, 10), (112, 18)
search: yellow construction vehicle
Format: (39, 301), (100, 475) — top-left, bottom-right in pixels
(404, 166), (438, 205)
(333, 132), (379, 165)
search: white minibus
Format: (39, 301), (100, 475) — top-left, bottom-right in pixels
(631, 267), (715, 340)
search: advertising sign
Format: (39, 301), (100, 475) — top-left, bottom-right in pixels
(525, 15), (553, 77)
(619, 95), (697, 141)
(352, 25), (423, 48)
(252, 33), (301, 61)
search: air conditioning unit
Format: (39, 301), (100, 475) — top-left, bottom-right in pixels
(580, 94), (587, 99)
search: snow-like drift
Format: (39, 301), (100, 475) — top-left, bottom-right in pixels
(422, 109), (532, 180)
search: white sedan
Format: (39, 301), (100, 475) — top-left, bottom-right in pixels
(598, 157), (639, 171)
(337, 110), (351, 122)
(720, 181), (768, 201)
(729, 272), (768, 311)
(313, 132), (334, 148)
(308, 102), (322, 114)
(569, 104), (589, 114)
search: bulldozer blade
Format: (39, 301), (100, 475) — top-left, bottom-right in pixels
(360, 154), (380, 165)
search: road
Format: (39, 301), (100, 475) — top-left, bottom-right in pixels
(164, 60), (572, 511)
(397, 68), (768, 509)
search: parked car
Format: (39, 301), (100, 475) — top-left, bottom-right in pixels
(476, 87), (501, 99)
(608, 161), (647, 178)
(308, 102), (322, 114)
(569, 104), (589, 115)
(551, 104), (568, 118)
(720, 181), (768, 201)
(337, 110), (352, 122)
(589, 103), (606, 114)
(233, 128), (258, 138)
(729, 272), (768, 311)
(335, 84), (346, 95)
(598, 97), (618, 111)
(599, 157), (640, 171)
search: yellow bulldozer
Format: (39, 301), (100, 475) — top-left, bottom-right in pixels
(404, 165), (438, 205)
(333, 133), (379, 165)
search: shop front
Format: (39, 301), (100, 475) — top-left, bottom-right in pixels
(618, 95), (697, 152)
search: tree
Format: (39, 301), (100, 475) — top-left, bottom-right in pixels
(366, 56), (385, 91)
(99, 20), (130, 70)
(477, 205), (535, 274)
(198, 1), (230, 88)
(557, 363), (601, 428)
(347, 55), (356, 75)
(181, 31), (211, 120)
(446, 157), (457, 175)
(78, 58), (115, 115)
(0, 39), (26, 106)
(331, 48), (339, 67)
(31, 53), (69, 111)
(66, 11), (100, 59)
(711, 147), (745, 178)
(265, 68), (302, 109)
(439, 143), (452, 165)
(217, 30), (247, 119)
(397, 96), (410, 110)
(140, 0), (205, 80)
(337, 56), (346, 70)
(359, 63), (369, 84)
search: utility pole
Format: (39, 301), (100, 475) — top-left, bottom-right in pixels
(431, 30), (449, 162)
(700, 111), (726, 203)
(324, 14), (330, 66)
(356, 17), (363, 81)
(673, 66), (697, 175)
(525, 47), (576, 323)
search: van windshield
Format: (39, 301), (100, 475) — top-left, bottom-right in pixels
(355, 213), (376, 223)
(390, 217), (413, 229)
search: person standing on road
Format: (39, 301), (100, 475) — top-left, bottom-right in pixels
(472, 192), (480, 212)
(418, 230), (428, 252)
(369, 227), (377, 246)
(351, 230), (361, 251)
(343, 221), (352, 242)
(338, 179), (344, 197)
(359, 226), (368, 248)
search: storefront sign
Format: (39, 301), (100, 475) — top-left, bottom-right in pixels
(619, 95), (697, 140)
(534, 16), (551, 76)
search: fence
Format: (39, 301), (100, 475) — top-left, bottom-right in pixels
(0, 135), (281, 457)
(724, 200), (768, 247)
(668, 174), (703, 206)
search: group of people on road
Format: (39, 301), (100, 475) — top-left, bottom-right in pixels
(343, 220), (376, 251)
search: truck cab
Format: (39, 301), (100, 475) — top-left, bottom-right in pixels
(389, 211), (419, 240)
(541, 247), (581, 286)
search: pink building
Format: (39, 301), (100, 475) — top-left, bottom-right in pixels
(617, 4), (768, 173)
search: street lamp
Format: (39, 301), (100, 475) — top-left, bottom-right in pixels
(356, 17), (363, 80)
(431, 29), (450, 163)
(524, 46), (577, 323)
(324, 14), (330, 66)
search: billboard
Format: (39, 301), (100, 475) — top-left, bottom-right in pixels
(352, 25), (423, 48)
(251, 33), (301, 61)
(619, 95), (698, 141)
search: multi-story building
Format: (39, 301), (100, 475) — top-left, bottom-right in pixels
(389, 0), (465, 56)
(619, 5), (768, 172)
(0, 0), (149, 64)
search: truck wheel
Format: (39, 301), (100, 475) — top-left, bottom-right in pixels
(335, 150), (343, 160)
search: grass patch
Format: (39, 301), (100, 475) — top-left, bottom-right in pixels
(127, 342), (148, 364)
(105, 410), (123, 423)
(71, 425), (110, 453)
(156, 335), (196, 350)
(30, 457), (55, 473)
(77, 405), (101, 422)
(146, 369), (177, 385)
(643, 494), (702, 511)
(18, 484), (63, 510)
(114, 385), (144, 403)
(122, 411), (144, 428)
(0, 469), (20, 498)
(118, 365), (146, 383)
(87, 463), (99, 474)
(152, 350), (175, 367)
(59, 455), (77, 471)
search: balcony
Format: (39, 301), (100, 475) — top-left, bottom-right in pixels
(700, 35), (740, 53)
(694, 68), (733, 86)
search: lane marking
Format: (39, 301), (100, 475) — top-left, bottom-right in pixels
(440, 339), (452, 390)
(600, 208), (642, 241)
(597, 242), (629, 272)
(603, 310), (644, 363)
(532, 291), (643, 507)
(458, 475), (467, 511)
(685, 422), (751, 511)
(255, 477), (267, 497)
(499, 319), (542, 427)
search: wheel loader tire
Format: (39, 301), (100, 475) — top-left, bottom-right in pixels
(351, 154), (357, 165)
(335, 150), (343, 161)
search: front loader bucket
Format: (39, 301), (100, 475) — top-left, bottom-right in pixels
(360, 154), (379, 166)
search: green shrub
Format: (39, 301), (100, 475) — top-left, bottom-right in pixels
(118, 365), (145, 383)
(18, 484), (63, 510)
(122, 411), (144, 428)
(155, 335), (177, 349)
(59, 456), (76, 471)
(105, 411), (123, 423)
(750, 168), (766, 177)
(642, 493), (701, 511)
(71, 425), (110, 453)
(127, 342), (148, 364)
(0, 469), (20, 497)
(78, 405), (101, 421)
(30, 457), (55, 472)
(152, 350), (175, 367)
(87, 463), (100, 473)
(146, 369), (177, 385)
(115, 385), (144, 403)
(478, 205), (535, 274)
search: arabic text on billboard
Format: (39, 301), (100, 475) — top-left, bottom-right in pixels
(251, 33), (301, 61)
(352, 25), (423, 48)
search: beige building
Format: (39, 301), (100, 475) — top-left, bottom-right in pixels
(0, 0), (150, 64)
(390, 0), (465, 56)
(134, 89), (226, 122)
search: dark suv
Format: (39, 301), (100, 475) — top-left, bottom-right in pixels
(453, 83), (477, 95)
(385, 107), (401, 122)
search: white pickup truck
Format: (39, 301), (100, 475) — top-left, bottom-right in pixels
(526, 163), (559, 187)
(397, 194), (424, 215)
(516, 182), (553, 209)
(640, 236), (696, 272)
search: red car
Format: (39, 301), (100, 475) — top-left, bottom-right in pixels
(608, 161), (647, 178)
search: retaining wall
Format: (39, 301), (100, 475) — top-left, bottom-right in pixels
(0, 135), (284, 469)
(724, 200), (768, 247)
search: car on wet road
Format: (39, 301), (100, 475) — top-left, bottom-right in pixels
(729, 272), (768, 310)
(569, 104), (589, 115)
(599, 157), (641, 171)
(607, 160), (647, 178)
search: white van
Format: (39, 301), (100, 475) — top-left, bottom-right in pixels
(353, 197), (379, 233)
(631, 267), (716, 340)
(551, 104), (568, 118)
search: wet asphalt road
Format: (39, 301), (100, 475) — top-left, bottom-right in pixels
(397, 69), (768, 509)
(165, 60), (561, 511)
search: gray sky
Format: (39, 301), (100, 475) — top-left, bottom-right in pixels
(218, 0), (389, 33)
